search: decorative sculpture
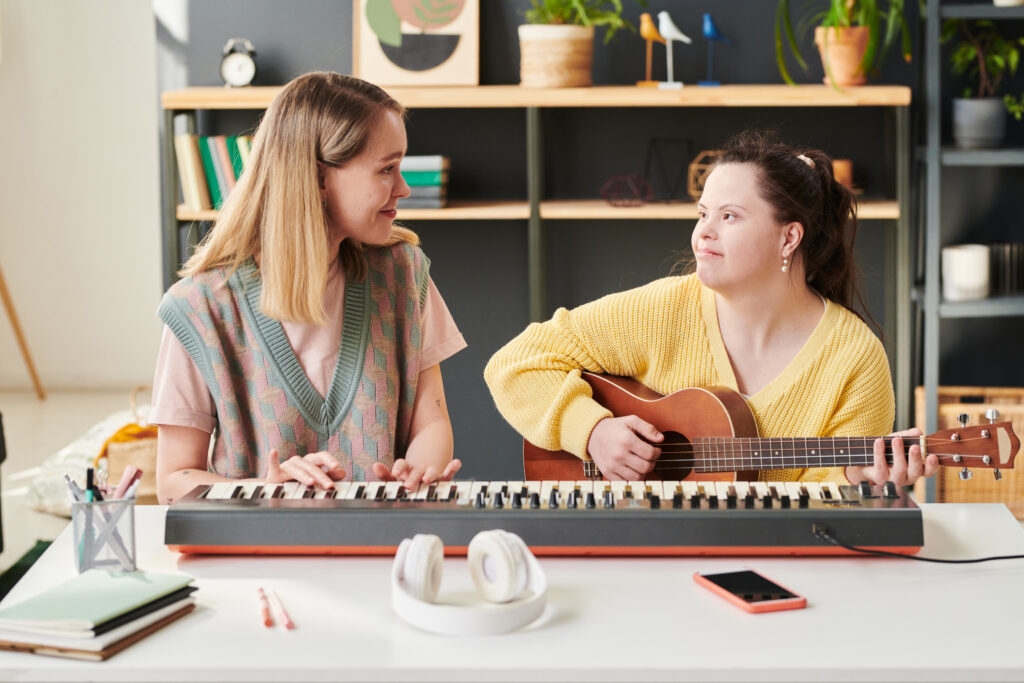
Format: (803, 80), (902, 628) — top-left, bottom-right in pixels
(657, 11), (692, 89)
(699, 13), (730, 87)
(636, 13), (666, 86)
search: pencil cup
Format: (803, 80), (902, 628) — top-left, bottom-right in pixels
(71, 497), (137, 573)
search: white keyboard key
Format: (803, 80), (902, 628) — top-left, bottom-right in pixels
(204, 482), (235, 500)
(384, 481), (402, 500)
(681, 481), (700, 499)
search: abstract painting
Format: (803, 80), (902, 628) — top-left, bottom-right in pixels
(353, 0), (479, 86)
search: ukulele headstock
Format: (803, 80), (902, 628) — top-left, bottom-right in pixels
(927, 413), (1020, 481)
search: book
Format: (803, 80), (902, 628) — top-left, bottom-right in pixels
(400, 169), (448, 186)
(173, 134), (200, 211)
(236, 135), (252, 167)
(197, 137), (224, 209)
(397, 197), (448, 209)
(0, 600), (195, 661)
(0, 569), (195, 634)
(186, 135), (213, 210)
(400, 155), (450, 172)
(407, 185), (447, 199)
(226, 135), (244, 179)
(212, 135), (236, 191)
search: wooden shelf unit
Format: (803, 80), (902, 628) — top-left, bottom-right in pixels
(161, 83), (912, 425)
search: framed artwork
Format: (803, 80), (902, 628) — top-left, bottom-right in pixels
(353, 0), (479, 86)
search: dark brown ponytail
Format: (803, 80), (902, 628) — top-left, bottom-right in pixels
(716, 130), (875, 329)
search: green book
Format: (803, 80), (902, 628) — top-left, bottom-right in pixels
(0, 570), (194, 634)
(400, 169), (448, 186)
(197, 137), (224, 209)
(226, 135), (244, 178)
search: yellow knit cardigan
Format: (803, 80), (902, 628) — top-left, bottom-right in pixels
(484, 274), (895, 483)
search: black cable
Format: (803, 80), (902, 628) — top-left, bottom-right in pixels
(811, 524), (1024, 564)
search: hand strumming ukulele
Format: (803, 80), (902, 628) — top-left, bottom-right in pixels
(522, 373), (1020, 482)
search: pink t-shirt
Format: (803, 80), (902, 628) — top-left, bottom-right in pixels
(150, 259), (466, 433)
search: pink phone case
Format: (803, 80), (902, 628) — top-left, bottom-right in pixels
(693, 571), (807, 613)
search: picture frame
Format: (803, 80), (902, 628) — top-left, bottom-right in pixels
(352, 0), (479, 86)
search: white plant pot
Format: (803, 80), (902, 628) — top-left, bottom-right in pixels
(518, 24), (594, 88)
(953, 97), (1006, 149)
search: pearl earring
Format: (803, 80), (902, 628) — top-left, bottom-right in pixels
(781, 256), (789, 273)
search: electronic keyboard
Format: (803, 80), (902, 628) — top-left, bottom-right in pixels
(164, 479), (924, 556)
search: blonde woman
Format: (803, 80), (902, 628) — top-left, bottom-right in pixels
(153, 72), (465, 504)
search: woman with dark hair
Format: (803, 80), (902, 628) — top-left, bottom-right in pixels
(485, 131), (936, 486)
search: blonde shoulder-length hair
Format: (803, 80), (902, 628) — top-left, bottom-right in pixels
(180, 71), (419, 325)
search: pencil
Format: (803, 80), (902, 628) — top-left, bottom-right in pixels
(265, 588), (295, 630)
(256, 587), (274, 627)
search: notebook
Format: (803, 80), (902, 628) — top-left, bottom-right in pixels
(0, 569), (195, 634)
(0, 599), (196, 661)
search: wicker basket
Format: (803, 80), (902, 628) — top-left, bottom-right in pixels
(518, 24), (594, 88)
(914, 386), (1024, 518)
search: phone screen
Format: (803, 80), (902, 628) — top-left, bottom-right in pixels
(698, 570), (798, 603)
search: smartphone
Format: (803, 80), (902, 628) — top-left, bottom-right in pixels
(693, 570), (807, 613)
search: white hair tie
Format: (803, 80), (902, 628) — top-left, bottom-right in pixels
(796, 154), (815, 168)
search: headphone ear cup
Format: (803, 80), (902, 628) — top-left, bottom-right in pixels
(468, 530), (530, 604)
(401, 534), (444, 603)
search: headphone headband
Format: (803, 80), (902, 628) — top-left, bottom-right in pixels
(391, 530), (547, 636)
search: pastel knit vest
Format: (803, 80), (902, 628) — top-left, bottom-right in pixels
(158, 242), (429, 481)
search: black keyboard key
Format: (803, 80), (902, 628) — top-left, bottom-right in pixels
(529, 492), (541, 509)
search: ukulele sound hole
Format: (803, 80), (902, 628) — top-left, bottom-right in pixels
(652, 431), (693, 478)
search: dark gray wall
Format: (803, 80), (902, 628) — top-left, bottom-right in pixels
(159, 0), (1021, 479)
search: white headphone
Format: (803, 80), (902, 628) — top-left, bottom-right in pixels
(391, 529), (547, 636)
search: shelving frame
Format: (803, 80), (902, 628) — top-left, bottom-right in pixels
(161, 84), (913, 426)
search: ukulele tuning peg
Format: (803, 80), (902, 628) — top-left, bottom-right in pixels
(994, 469), (1002, 481)
(959, 467), (973, 481)
(957, 413), (970, 428)
(985, 409), (1000, 424)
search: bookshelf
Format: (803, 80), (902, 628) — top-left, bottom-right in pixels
(161, 83), (913, 426)
(920, 1), (1024, 502)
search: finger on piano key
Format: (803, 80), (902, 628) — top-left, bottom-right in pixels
(383, 481), (403, 500)
(434, 481), (454, 501)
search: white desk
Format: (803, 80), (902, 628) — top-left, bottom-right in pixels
(1, 504), (1023, 683)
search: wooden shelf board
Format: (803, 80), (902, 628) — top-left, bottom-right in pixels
(177, 200), (529, 223)
(540, 199), (899, 220)
(163, 85), (911, 110)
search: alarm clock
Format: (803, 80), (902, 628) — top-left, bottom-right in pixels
(220, 38), (257, 87)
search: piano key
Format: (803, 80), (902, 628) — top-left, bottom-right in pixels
(281, 482), (305, 499)
(751, 482), (770, 499)
(823, 482), (842, 500)
(333, 481), (351, 498)
(261, 483), (283, 499)
(453, 481), (472, 501)
(783, 482), (804, 500)
(681, 481), (700, 500)
(412, 484), (433, 501)
(659, 481), (681, 500)
(505, 481), (525, 498)
(576, 481), (594, 496)
(804, 482), (823, 500)
(714, 482), (733, 500)
(204, 482), (236, 500)
(539, 480), (557, 503)
(611, 481), (628, 500)
(469, 481), (489, 501)
(313, 487), (331, 499)
(383, 481), (402, 500)
(237, 482), (262, 499)
(732, 481), (752, 499)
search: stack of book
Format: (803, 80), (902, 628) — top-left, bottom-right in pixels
(0, 570), (197, 661)
(173, 133), (253, 211)
(399, 155), (449, 209)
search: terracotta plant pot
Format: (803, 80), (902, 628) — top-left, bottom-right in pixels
(518, 24), (594, 88)
(814, 26), (870, 87)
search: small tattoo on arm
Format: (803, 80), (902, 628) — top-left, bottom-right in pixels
(436, 399), (441, 408)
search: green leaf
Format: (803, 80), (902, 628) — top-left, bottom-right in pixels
(366, 0), (401, 47)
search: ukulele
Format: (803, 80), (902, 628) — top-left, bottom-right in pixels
(522, 373), (1020, 482)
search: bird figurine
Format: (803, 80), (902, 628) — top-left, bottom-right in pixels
(637, 12), (666, 87)
(699, 13), (730, 86)
(657, 11), (692, 89)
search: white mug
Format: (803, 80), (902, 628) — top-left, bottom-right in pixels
(942, 244), (990, 301)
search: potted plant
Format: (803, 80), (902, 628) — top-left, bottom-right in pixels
(775, 0), (915, 87)
(518, 0), (641, 88)
(943, 19), (1024, 149)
